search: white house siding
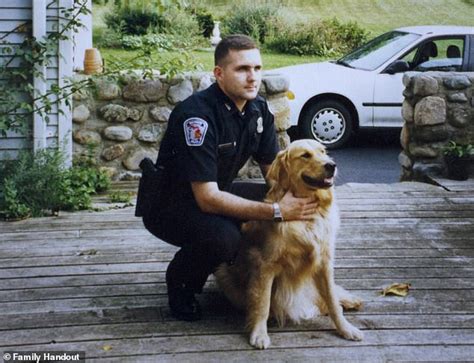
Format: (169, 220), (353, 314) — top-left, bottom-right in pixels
(0, 0), (73, 164)
(0, 0), (33, 160)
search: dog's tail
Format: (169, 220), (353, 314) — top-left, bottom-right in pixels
(214, 263), (247, 311)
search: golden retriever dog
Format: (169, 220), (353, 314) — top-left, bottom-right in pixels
(215, 139), (363, 349)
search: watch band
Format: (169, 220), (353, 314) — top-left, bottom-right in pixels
(272, 202), (283, 222)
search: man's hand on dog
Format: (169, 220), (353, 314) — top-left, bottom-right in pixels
(279, 190), (319, 221)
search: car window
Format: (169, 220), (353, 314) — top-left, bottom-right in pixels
(402, 37), (465, 72)
(338, 31), (421, 71)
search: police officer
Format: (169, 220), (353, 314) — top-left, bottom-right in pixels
(143, 35), (318, 321)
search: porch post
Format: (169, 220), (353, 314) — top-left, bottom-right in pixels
(32, 0), (47, 152)
(58, 0), (74, 167)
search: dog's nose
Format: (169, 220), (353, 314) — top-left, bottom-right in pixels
(324, 162), (336, 175)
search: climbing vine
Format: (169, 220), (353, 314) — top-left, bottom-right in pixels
(0, 0), (201, 137)
(0, 0), (92, 137)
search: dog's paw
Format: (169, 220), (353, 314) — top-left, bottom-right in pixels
(340, 297), (363, 311)
(338, 323), (364, 341)
(336, 285), (363, 311)
(249, 331), (271, 349)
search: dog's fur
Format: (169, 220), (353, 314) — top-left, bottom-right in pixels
(215, 139), (363, 349)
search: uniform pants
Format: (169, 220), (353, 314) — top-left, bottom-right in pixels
(143, 181), (268, 293)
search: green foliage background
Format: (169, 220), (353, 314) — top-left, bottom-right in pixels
(94, 0), (474, 70)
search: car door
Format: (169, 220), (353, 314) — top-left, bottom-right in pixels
(372, 36), (467, 127)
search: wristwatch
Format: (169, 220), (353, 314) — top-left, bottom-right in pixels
(272, 202), (283, 222)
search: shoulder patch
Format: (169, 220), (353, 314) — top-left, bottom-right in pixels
(183, 118), (208, 146)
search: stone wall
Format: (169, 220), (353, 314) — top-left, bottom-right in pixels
(399, 72), (474, 181)
(72, 73), (291, 180)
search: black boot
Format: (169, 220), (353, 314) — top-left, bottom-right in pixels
(167, 284), (202, 321)
(166, 251), (202, 321)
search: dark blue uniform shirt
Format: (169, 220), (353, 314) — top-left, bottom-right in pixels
(155, 82), (279, 206)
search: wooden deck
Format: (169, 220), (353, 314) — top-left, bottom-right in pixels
(1, 181), (473, 362)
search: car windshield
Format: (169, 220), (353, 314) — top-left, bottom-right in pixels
(337, 31), (421, 71)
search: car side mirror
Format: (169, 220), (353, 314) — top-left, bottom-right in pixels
(384, 60), (410, 74)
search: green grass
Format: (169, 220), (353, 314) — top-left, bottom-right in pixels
(93, 0), (474, 70)
(202, 0), (474, 34)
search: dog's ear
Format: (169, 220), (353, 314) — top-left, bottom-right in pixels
(266, 150), (290, 190)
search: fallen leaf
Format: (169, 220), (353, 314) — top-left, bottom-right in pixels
(381, 283), (411, 297)
(78, 249), (98, 256)
(102, 345), (113, 352)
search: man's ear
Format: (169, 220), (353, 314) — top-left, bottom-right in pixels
(213, 65), (222, 82)
(266, 150), (289, 190)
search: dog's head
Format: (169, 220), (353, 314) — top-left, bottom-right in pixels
(267, 139), (336, 199)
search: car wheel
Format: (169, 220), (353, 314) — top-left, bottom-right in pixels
(300, 100), (353, 149)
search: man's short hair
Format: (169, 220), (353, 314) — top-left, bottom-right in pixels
(214, 34), (258, 66)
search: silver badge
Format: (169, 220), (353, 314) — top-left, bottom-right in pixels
(257, 117), (263, 133)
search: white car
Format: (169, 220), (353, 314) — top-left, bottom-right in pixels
(272, 25), (474, 148)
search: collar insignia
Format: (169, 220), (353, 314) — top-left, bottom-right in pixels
(257, 117), (264, 133)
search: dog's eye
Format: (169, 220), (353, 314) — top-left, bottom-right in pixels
(301, 152), (311, 159)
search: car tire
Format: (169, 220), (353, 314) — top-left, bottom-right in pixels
(300, 100), (354, 149)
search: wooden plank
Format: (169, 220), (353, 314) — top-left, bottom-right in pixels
(0, 138), (29, 149)
(0, 8), (32, 20)
(1, 307), (472, 333)
(3, 200), (473, 228)
(0, 247), (472, 268)
(0, 278), (472, 303)
(0, 20), (29, 32)
(0, 269), (471, 291)
(0, 233), (471, 252)
(0, 254), (471, 272)
(1, 257), (473, 279)
(1, 242), (471, 260)
(0, 32), (27, 43)
(84, 345), (473, 363)
(0, 0), (31, 7)
(1, 212), (472, 234)
(0, 289), (473, 316)
(0, 56), (58, 68)
(0, 236), (471, 258)
(1, 312), (474, 348)
(1, 222), (472, 242)
(336, 191), (474, 198)
(340, 211), (474, 218)
(0, 150), (22, 160)
(1, 330), (473, 359)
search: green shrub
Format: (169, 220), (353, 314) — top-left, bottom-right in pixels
(0, 148), (111, 219)
(121, 33), (200, 50)
(1, 178), (31, 219)
(104, 6), (165, 35)
(161, 6), (203, 40)
(320, 18), (369, 54)
(0, 149), (67, 218)
(95, 29), (123, 49)
(102, 2), (204, 48)
(109, 191), (132, 203)
(266, 17), (369, 56)
(442, 141), (474, 158)
(190, 7), (215, 38)
(221, 2), (281, 44)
